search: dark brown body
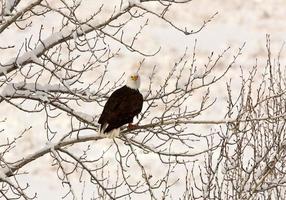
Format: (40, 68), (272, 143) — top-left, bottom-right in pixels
(98, 86), (143, 133)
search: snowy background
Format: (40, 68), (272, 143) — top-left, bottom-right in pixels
(1, 0), (286, 199)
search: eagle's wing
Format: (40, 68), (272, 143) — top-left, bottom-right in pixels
(98, 87), (125, 125)
(129, 92), (143, 117)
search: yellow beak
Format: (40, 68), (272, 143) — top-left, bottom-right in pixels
(131, 75), (138, 81)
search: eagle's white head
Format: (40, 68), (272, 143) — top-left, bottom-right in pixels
(126, 73), (141, 90)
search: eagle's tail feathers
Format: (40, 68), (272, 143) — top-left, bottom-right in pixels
(99, 123), (108, 135)
(98, 123), (120, 138)
(106, 128), (120, 138)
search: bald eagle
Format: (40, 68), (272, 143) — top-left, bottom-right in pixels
(98, 73), (143, 138)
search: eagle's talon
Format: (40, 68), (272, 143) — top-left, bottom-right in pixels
(128, 123), (138, 130)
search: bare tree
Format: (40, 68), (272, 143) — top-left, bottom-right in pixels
(2, 0), (284, 200)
